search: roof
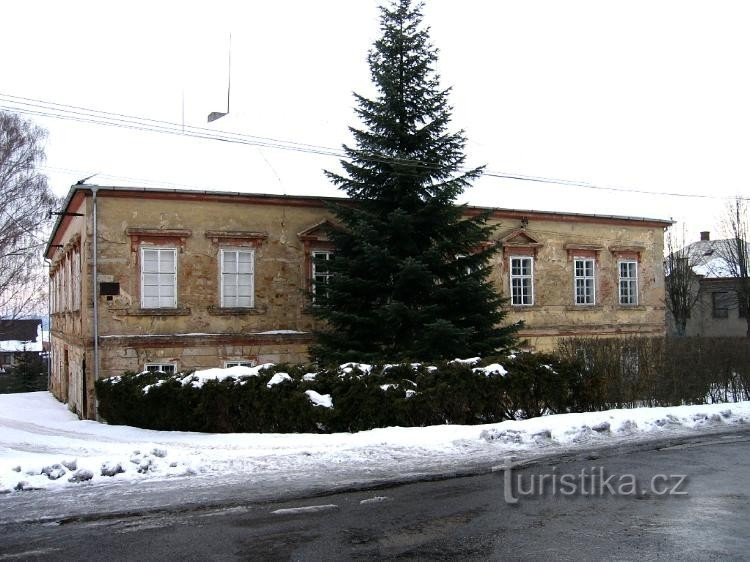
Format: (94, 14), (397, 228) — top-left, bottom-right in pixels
(679, 238), (747, 278)
(46, 184), (674, 258)
(0, 320), (43, 352)
(0, 319), (41, 342)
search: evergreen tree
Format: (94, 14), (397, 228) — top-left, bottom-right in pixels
(313, 0), (518, 363)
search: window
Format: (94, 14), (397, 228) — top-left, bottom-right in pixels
(510, 256), (533, 306)
(220, 249), (254, 308)
(141, 248), (177, 308)
(712, 292), (731, 319)
(574, 258), (595, 305)
(144, 363), (176, 374)
(618, 260), (638, 305)
(71, 249), (81, 311)
(224, 360), (255, 368)
(311, 250), (333, 304)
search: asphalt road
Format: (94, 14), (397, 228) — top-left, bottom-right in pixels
(2, 429), (749, 561)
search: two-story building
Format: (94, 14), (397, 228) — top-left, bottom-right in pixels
(45, 185), (670, 418)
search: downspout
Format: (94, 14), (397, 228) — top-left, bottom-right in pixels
(91, 188), (100, 419)
(44, 258), (52, 391)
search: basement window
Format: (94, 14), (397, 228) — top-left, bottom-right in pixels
(144, 363), (176, 375)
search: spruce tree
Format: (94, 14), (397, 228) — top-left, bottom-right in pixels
(313, 0), (518, 363)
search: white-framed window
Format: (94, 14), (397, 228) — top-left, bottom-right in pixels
(224, 360), (255, 368)
(311, 250), (333, 304)
(510, 256), (534, 306)
(220, 248), (254, 308)
(141, 248), (177, 309)
(71, 249), (81, 311)
(618, 260), (638, 305)
(574, 258), (596, 305)
(64, 255), (72, 311)
(144, 363), (176, 375)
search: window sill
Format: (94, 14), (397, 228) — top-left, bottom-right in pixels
(128, 307), (192, 316)
(510, 305), (536, 311)
(207, 305), (266, 316)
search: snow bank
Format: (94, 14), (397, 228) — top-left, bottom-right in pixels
(0, 391), (747, 495)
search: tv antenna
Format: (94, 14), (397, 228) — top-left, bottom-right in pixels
(208, 33), (232, 123)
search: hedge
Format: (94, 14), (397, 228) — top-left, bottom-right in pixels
(95, 337), (750, 433)
(95, 353), (582, 433)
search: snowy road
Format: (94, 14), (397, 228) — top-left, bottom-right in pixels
(2, 429), (749, 560)
(1, 392), (749, 525)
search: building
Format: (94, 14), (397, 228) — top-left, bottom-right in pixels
(667, 231), (749, 337)
(45, 185), (670, 418)
(0, 319), (43, 373)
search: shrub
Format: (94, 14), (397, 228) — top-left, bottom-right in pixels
(95, 338), (749, 433)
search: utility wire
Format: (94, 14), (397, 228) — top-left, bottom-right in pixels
(1, 92), (745, 201)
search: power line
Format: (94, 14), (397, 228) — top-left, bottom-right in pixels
(1, 92), (745, 201)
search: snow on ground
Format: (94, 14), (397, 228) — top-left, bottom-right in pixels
(0, 391), (748, 496)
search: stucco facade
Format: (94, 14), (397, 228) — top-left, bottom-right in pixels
(46, 186), (669, 419)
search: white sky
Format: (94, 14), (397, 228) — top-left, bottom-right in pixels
(3, 0), (749, 243)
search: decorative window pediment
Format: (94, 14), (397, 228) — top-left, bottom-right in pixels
(297, 220), (338, 243)
(126, 228), (191, 252)
(500, 228), (543, 257)
(204, 230), (268, 248)
(564, 242), (603, 261)
(609, 244), (645, 262)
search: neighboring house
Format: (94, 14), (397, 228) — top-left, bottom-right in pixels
(667, 232), (749, 337)
(0, 319), (44, 373)
(45, 185), (670, 419)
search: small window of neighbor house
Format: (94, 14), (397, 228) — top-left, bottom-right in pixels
(712, 292), (731, 319)
(144, 363), (176, 375)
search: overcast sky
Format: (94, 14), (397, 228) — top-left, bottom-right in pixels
(3, 0), (749, 243)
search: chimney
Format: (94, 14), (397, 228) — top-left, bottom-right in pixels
(700, 231), (710, 241)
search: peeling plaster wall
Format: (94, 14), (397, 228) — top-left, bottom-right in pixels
(47, 188), (668, 418)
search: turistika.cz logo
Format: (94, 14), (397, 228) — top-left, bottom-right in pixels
(495, 460), (689, 504)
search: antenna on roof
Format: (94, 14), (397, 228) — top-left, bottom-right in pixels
(75, 173), (98, 185)
(208, 33), (232, 123)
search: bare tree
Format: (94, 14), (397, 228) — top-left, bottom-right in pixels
(0, 111), (57, 321)
(719, 197), (750, 336)
(664, 225), (702, 336)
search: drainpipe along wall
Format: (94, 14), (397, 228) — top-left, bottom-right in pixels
(91, 187), (99, 420)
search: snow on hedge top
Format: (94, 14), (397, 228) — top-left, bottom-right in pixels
(266, 372), (292, 388)
(473, 363), (508, 376)
(305, 390), (333, 408)
(450, 357), (481, 366)
(183, 363), (275, 388)
(339, 362), (373, 375)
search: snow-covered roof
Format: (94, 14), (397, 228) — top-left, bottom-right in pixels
(0, 321), (43, 353)
(678, 238), (747, 279)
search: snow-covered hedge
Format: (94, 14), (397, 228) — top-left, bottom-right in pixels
(95, 337), (750, 434)
(95, 353), (582, 433)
